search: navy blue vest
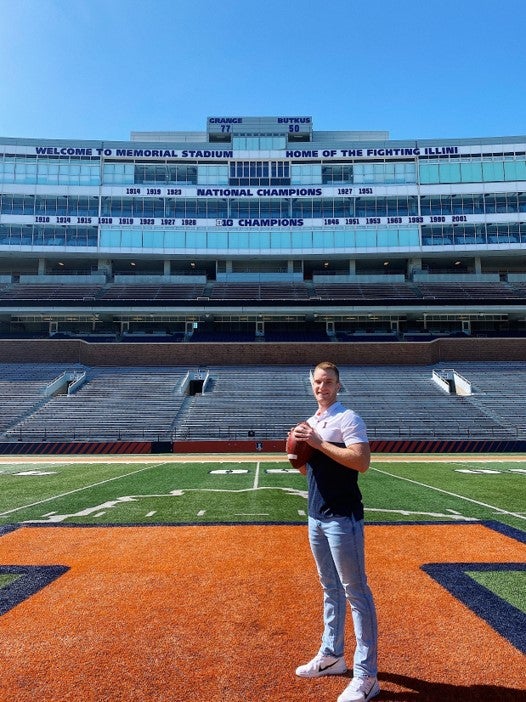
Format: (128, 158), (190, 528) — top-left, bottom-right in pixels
(307, 443), (364, 521)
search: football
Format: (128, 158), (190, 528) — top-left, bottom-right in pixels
(286, 423), (314, 469)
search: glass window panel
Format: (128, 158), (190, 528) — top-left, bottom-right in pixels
(207, 200), (229, 218)
(207, 231), (228, 248)
(419, 163), (440, 184)
(289, 230), (312, 248)
(251, 231), (272, 248)
(312, 229), (334, 249)
(228, 231), (251, 248)
(291, 199), (310, 217)
(459, 162), (483, 182)
(482, 161), (505, 182)
(102, 163), (134, 185)
(66, 228), (97, 246)
(32, 227), (46, 244)
(185, 231), (207, 248)
(100, 229), (122, 247)
(163, 230), (186, 248)
(335, 229), (356, 247)
(197, 165), (229, 185)
(382, 164), (395, 182)
(233, 136), (285, 150)
(504, 159), (526, 180)
(355, 230), (373, 247)
(333, 198), (351, 217)
(397, 162), (416, 183)
(121, 230), (143, 247)
(142, 230), (165, 247)
(439, 162), (461, 183)
(399, 228), (420, 246)
(265, 137), (282, 149)
(270, 230), (292, 248)
(0, 161), (16, 182)
(291, 164), (322, 185)
(21, 226), (33, 244)
(377, 229), (394, 246)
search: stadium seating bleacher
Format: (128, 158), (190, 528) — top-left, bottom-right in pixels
(1, 362), (524, 443)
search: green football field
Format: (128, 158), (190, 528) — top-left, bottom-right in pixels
(1, 453), (525, 628)
(0, 454), (524, 532)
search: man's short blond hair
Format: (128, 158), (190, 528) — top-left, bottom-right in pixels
(313, 361), (340, 381)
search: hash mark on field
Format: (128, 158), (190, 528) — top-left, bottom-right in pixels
(366, 508), (477, 521)
(146, 511), (156, 517)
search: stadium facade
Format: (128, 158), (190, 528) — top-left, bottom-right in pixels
(1, 115), (525, 341)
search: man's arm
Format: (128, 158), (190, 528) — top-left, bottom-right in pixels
(292, 424), (371, 473)
(315, 440), (370, 473)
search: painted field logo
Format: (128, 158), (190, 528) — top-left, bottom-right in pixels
(0, 522), (524, 701)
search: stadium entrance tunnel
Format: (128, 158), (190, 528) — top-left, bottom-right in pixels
(188, 379), (204, 396)
(151, 441), (173, 454)
(181, 369), (209, 396)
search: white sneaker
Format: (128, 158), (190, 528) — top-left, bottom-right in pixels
(337, 675), (380, 702)
(295, 652), (347, 678)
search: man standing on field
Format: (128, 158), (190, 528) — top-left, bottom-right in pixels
(293, 361), (379, 702)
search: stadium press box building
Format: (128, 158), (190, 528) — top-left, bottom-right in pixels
(0, 115), (525, 340)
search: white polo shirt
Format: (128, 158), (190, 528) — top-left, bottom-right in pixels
(307, 401), (368, 446)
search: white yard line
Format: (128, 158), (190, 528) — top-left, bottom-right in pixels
(371, 466), (526, 521)
(253, 461), (261, 490)
(0, 462), (168, 517)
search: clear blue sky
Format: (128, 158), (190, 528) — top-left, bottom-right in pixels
(1, 0), (525, 142)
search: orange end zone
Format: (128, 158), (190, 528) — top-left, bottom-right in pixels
(0, 523), (524, 702)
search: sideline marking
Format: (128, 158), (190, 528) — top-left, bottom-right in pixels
(371, 466), (526, 521)
(253, 462), (261, 490)
(0, 462), (169, 518)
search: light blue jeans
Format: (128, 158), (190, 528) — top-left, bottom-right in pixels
(308, 515), (378, 678)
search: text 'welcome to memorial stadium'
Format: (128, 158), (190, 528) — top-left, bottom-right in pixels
(0, 114), (525, 344)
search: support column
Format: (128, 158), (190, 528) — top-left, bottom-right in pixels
(97, 259), (113, 280)
(407, 257), (422, 279)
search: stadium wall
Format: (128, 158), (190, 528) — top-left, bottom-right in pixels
(0, 337), (526, 366)
(1, 438), (526, 456)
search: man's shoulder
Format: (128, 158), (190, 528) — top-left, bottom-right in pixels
(333, 402), (361, 421)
